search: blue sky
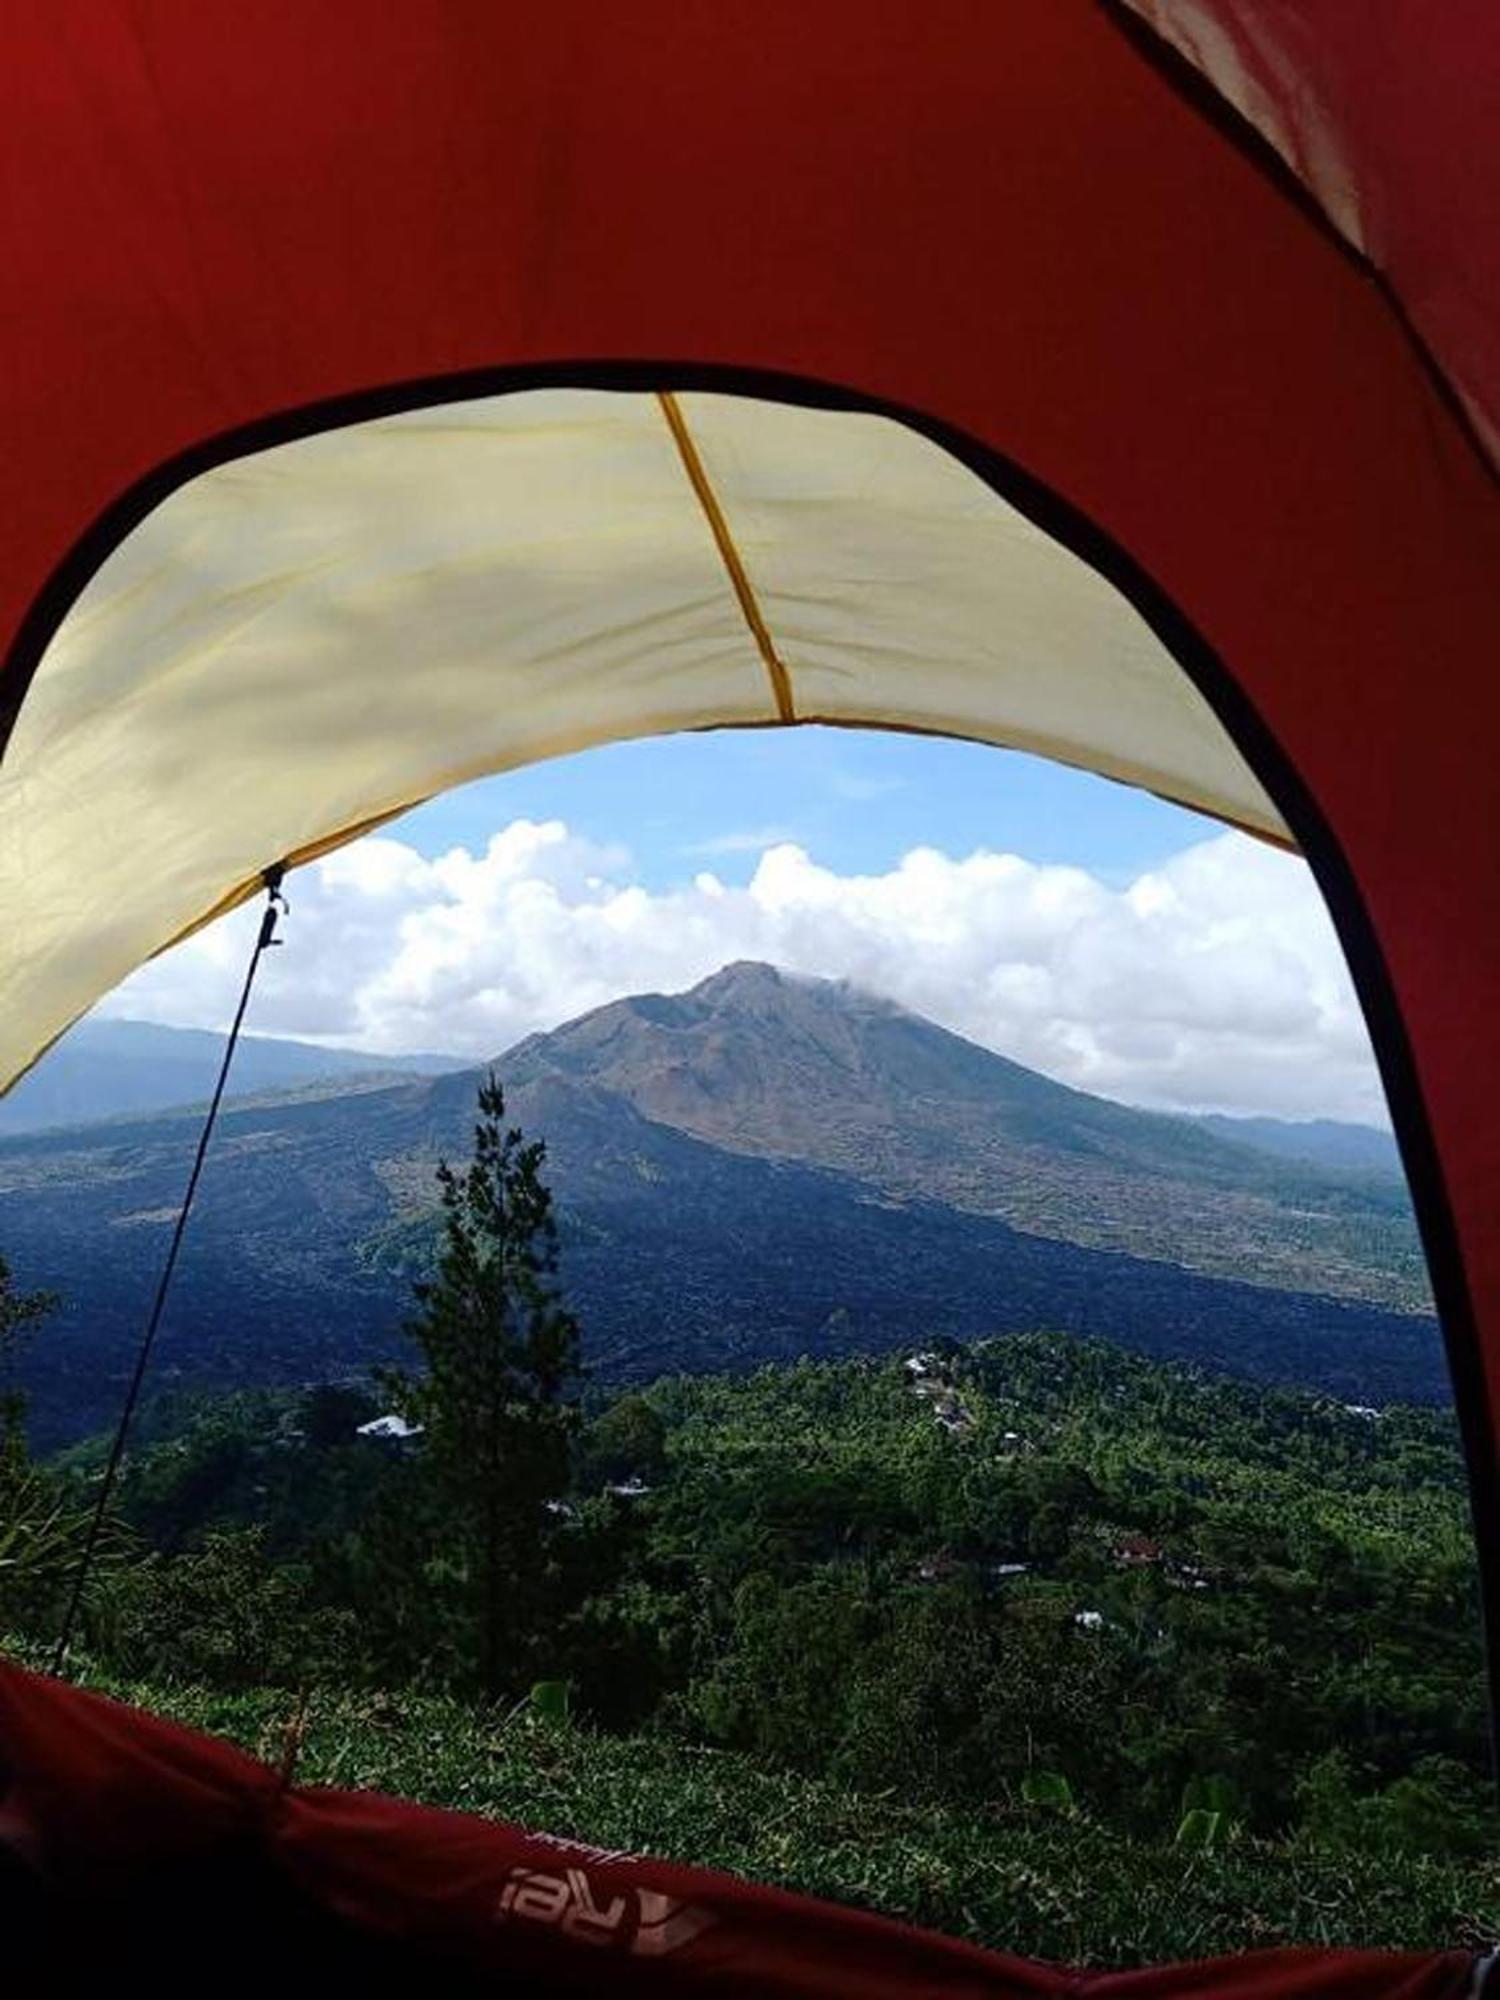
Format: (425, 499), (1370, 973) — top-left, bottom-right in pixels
(396, 726), (1214, 888)
(109, 723), (1387, 1124)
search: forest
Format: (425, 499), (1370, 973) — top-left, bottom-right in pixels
(22, 1333), (1484, 1851)
(1, 1083), (1496, 1964)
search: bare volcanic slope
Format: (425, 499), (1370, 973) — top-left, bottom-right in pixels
(0, 964), (1438, 1447)
(499, 963), (1428, 1314)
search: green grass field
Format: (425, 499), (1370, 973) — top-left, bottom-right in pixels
(55, 1666), (1500, 1969)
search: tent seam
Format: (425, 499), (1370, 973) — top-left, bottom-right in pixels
(656, 389), (797, 723)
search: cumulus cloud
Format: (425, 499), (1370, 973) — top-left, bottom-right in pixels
(98, 821), (1389, 1125)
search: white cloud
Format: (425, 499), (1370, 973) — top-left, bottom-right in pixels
(98, 821), (1389, 1125)
(682, 826), (801, 857)
(824, 769), (906, 804)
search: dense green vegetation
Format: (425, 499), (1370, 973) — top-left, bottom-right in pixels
(7, 1329), (1498, 1960)
(13, 1333), (1489, 1835)
(0, 1062), (1492, 1966)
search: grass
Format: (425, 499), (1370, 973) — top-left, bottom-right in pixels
(38, 1662), (1500, 1969)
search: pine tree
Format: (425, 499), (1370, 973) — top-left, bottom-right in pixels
(0, 1251), (56, 1462)
(386, 1076), (581, 1698)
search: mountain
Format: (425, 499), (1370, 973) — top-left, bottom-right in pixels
(501, 963), (1428, 1310)
(1187, 1112), (1403, 1179)
(0, 1017), (467, 1137)
(0, 964), (1441, 1447)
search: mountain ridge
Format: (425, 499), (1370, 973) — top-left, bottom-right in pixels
(498, 964), (1425, 1311)
(0, 1017), (467, 1139)
(0, 963), (1439, 1446)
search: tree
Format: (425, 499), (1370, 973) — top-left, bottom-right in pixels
(385, 1076), (581, 1699)
(94, 1525), (357, 1690)
(0, 1251), (56, 1458)
(0, 1253), (80, 1634)
(302, 1382), (377, 1452)
(580, 1393), (668, 1489)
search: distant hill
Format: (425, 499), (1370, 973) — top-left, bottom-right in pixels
(1187, 1112), (1402, 1179)
(0, 1017), (467, 1136)
(0, 964), (1440, 1446)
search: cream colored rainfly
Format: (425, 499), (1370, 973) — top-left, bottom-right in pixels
(0, 387), (1286, 1096)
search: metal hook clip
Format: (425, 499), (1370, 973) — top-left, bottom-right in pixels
(259, 861), (290, 946)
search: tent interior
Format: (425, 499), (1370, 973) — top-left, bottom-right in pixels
(0, 381), (1484, 1995)
(0, 383), (1290, 1103)
(2, 2), (1498, 1991)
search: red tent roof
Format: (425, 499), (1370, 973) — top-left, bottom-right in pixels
(2, 4), (1498, 1985)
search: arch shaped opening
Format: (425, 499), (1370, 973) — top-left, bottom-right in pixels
(5, 719), (1481, 1964)
(0, 373), (1490, 1973)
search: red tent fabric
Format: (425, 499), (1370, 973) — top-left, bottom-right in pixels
(2, 2), (1498, 1985)
(1123, 1), (1500, 469)
(0, 1661), (1483, 1995)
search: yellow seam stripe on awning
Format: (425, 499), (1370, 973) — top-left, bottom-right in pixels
(657, 390), (797, 722)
